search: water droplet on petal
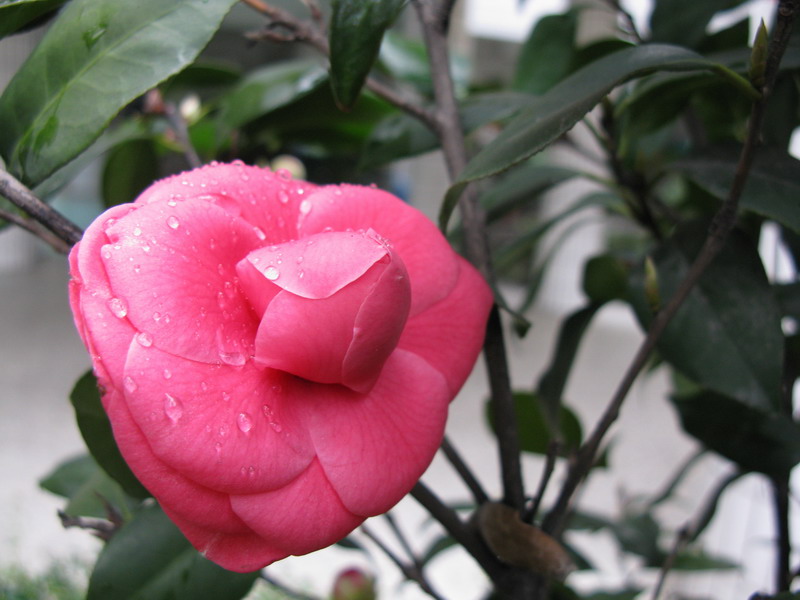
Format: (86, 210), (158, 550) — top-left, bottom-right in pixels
(167, 215), (180, 229)
(136, 332), (153, 347)
(152, 312), (162, 322)
(297, 269), (305, 279)
(299, 199), (311, 214)
(264, 266), (279, 280)
(133, 227), (142, 236)
(200, 381), (208, 391)
(164, 393), (183, 423)
(163, 368), (172, 380)
(219, 350), (246, 366)
(276, 169), (292, 181)
(237, 412), (253, 433)
(253, 226), (266, 240)
(124, 376), (138, 393)
(214, 441), (222, 456)
(107, 297), (128, 318)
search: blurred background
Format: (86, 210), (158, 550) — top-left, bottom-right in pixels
(0, 0), (794, 598)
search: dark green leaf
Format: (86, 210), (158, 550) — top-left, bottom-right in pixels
(582, 254), (629, 304)
(514, 10), (578, 95)
(672, 549), (738, 571)
(329, 0), (407, 110)
(441, 44), (729, 231)
(0, 0), (66, 39)
(216, 59), (328, 130)
(673, 390), (800, 476)
(650, 0), (748, 48)
(101, 138), (159, 208)
(775, 282), (800, 320)
(583, 590), (642, 600)
(421, 535), (457, 565)
(40, 454), (99, 499)
(0, 0), (238, 186)
(612, 512), (661, 563)
(485, 391), (583, 456)
(70, 371), (150, 499)
(377, 31), (432, 94)
(88, 504), (259, 599)
(538, 304), (602, 423)
(629, 223), (783, 410)
(672, 147), (800, 233)
(482, 164), (579, 222)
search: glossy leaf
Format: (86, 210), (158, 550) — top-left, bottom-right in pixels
(582, 254), (629, 304)
(630, 223), (783, 410)
(486, 391), (583, 456)
(329, 0), (407, 110)
(650, 0), (748, 48)
(672, 147), (800, 233)
(216, 60), (329, 130)
(514, 10), (578, 95)
(70, 371), (150, 499)
(482, 164), (579, 222)
(0, 0), (238, 186)
(40, 454), (100, 500)
(673, 390), (800, 476)
(441, 44), (727, 231)
(87, 504), (259, 599)
(0, 0), (66, 39)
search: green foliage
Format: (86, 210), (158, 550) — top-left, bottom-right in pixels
(0, 561), (85, 600)
(87, 504), (259, 600)
(0, 0), (67, 40)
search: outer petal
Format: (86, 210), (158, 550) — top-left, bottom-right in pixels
(134, 161), (316, 244)
(122, 342), (315, 494)
(398, 257), (493, 394)
(230, 459), (363, 556)
(286, 350), (450, 516)
(101, 197), (262, 365)
(102, 387), (250, 534)
(296, 185), (459, 315)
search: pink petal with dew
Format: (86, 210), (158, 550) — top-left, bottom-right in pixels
(102, 387), (250, 534)
(286, 350), (450, 516)
(398, 257), (493, 394)
(102, 197), (262, 366)
(69, 204), (140, 391)
(169, 513), (289, 573)
(134, 162), (316, 244)
(230, 458), (363, 557)
(122, 342), (315, 495)
(296, 185), (459, 316)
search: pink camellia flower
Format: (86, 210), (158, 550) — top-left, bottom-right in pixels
(68, 161), (492, 572)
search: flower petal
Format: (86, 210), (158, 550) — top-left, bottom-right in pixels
(122, 342), (315, 494)
(398, 257), (493, 393)
(287, 350), (450, 516)
(230, 459), (363, 557)
(101, 197), (262, 365)
(296, 185), (459, 315)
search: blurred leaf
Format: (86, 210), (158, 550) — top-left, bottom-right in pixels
(514, 10), (578, 95)
(40, 454), (99, 499)
(217, 59), (328, 130)
(101, 138), (159, 208)
(672, 549), (738, 571)
(0, 0), (66, 39)
(87, 503), (258, 599)
(482, 164), (579, 222)
(650, 0), (748, 48)
(329, 0), (407, 110)
(565, 511), (613, 532)
(421, 535), (457, 565)
(70, 371), (150, 499)
(775, 282), (800, 320)
(629, 223), (783, 410)
(441, 44), (729, 231)
(583, 590), (641, 600)
(377, 31), (432, 94)
(335, 536), (369, 553)
(538, 304), (602, 423)
(613, 512), (661, 564)
(361, 91), (530, 169)
(40, 454), (137, 519)
(0, 0), (238, 186)
(582, 254), (629, 304)
(673, 390), (800, 476)
(486, 391), (583, 456)
(673, 147), (800, 233)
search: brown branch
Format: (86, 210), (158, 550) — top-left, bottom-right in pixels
(0, 169), (83, 247)
(441, 436), (489, 505)
(543, 0), (798, 538)
(0, 206), (72, 254)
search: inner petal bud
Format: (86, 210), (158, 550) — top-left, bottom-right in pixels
(236, 230), (411, 392)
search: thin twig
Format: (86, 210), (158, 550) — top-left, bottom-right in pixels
(543, 0), (798, 538)
(164, 103), (202, 169)
(440, 436), (489, 505)
(361, 522), (446, 600)
(0, 206), (72, 253)
(411, 0), (525, 513)
(523, 441), (560, 524)
(0, 169), (83, 246)
(57, 511), (117, 541)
